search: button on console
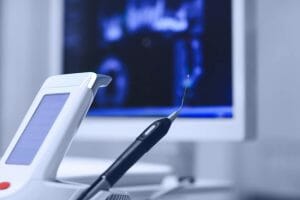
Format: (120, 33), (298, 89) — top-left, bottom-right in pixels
(0, 182), (10, 190)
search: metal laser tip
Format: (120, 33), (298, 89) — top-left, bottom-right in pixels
(168, 75), (190, 122)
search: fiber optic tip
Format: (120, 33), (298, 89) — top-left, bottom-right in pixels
(168, 74), (189, 122)
(183, 74), (192, 88)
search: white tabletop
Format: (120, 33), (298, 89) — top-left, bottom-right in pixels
(57, 157), (173, 187)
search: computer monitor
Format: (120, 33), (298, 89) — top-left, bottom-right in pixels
(53, 0), (255, 141)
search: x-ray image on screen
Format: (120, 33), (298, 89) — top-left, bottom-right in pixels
(64, 0), (232, 118)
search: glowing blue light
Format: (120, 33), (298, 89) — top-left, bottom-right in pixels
(102, 17), (123, 42)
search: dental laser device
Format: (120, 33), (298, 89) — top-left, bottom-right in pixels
(0, 72), (186, 200)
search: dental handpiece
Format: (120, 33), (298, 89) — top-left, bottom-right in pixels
(77, 75), (189, 200)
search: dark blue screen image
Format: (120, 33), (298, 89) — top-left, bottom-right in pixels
(64, 0), (232, 118)
(6, 94), (69, 165)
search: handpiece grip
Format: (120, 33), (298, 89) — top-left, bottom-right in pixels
(103, 118), (172, 186)
(77, 118), (172, 200)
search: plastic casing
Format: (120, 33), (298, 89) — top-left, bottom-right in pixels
(0, 73), (111, 199)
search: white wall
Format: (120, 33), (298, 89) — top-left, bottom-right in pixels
(0, 0), (60, 153)
(0, 0), (3, 153)
(236, 0), (300, 197)
(194, 1), (300, 198)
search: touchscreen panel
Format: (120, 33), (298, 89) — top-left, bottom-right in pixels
(6, 94), (69, 165)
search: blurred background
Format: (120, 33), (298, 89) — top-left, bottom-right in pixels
(1, 0), (300, 199)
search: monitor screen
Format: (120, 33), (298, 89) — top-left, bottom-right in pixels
(64, 0), (232, 118)
(6, 94), (69, 165)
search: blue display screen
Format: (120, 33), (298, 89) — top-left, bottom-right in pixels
(64, 0), (233, 118)
(6, 94), (69, 165)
